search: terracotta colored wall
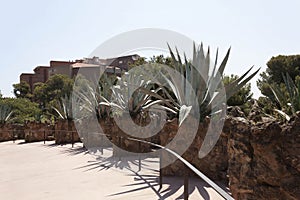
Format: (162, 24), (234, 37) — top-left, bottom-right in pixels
(49, 61), (75, 77)
(20, 67), (49, 92)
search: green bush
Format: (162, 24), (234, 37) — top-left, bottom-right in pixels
(0, 98), (42, 124)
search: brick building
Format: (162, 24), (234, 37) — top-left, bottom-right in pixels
(48, 60), (78, 77)
(19, 54), (140, 92)
(105, 54), (140, 71)
(20, 66), (49, 92)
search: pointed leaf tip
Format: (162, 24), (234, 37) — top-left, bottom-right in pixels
(179, 105), (192, 127)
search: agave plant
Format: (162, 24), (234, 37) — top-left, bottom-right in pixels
(98, 74), (118, 117)
(72, 73), (117, 119)
(110, 43), (258, 125)
(52, 94), (73, 120)
(270, 73), (300, 121)
(158, 43), (260, 122)
(0, 104), (13, 124)
(100, 71), (164, 117)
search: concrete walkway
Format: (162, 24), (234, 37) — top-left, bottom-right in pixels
(0, 141), (227, 200)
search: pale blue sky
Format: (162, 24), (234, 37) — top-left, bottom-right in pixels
(1, 0), (300, 97)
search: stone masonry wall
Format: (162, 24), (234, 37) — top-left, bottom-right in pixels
(227, 114), (300, 199)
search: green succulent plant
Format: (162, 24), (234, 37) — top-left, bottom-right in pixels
(159, 43), (260, 122)
(73, 73), (119, 119)
(270, 72), (300, 121)
(0, 104), (13, 124)
(52, 94), (73, 120)
(100, 71), (163, 117)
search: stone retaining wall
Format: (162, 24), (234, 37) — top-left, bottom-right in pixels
(159, 117), (228, 180)
(55, 120), (80, 145)
(24, 122), (54, 143)
(0, 124), (25, 142)
(158, 114), (299, 200)
(227, 114), (300, 200)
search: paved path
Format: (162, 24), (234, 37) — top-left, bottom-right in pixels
(0, 141), (226, 200)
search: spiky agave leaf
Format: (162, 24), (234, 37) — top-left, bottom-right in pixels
(283, 72), (300, 114)
(274, 108), (291, 121)
(224, 66), (260, 99)
(270, 84), (287, 110)
(178, 105), (192, 126)
(51, 106), (66, 120)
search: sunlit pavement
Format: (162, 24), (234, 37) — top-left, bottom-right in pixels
(0, 140), (226, 200)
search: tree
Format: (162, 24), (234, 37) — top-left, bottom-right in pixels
(33, 74), (73, 106)
(149, 55), (173, 66)
(13, 81), (32, 99)
(129, 55), (174, 69)
(32, 82), (47, 105)
(257, 55), (300, 120)
(128, 57), (147, 69)
(44, 74), (73, 102)
(257, 55), (300, 97)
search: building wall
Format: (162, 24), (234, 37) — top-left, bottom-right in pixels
(107, 54), (139, 71)
(19, 55), (139, 93)
(49, 61), (76, 77)
(20, 67), (50, 92)
(20, 74), (34, 91)
(33, 67), (49, 83)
